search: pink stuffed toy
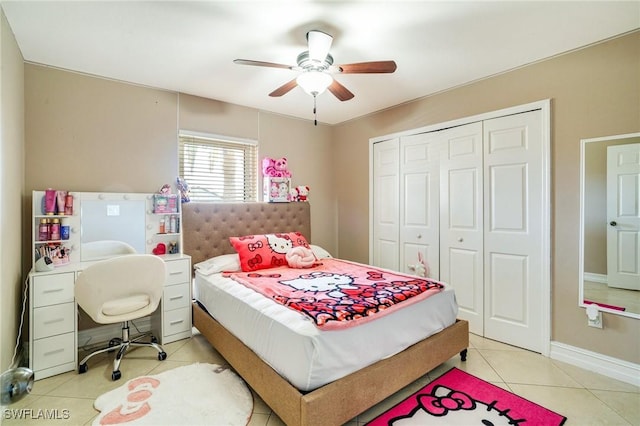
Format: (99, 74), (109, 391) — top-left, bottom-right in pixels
(274, 157), (292, 178)
(286, 246), (316, 268)
(262, 157), (276, 176)
(262, 156), (292, 178)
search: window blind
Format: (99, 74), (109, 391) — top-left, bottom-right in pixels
(178, 133), (258, 202)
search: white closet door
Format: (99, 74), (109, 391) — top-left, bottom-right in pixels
(606, 143), (640, 290)
(439, 122), (484, 334)
(399, 133), (440, 277)
(483, 110), (544, 353)
(372, 138), (400, 271)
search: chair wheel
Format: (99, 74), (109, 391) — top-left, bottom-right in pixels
(78, 363), (88, 374)
(111, 370), (122, 381)
(158, 351), (167, 361)
(151, 336), (158, 344)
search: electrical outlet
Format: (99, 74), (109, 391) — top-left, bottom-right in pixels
(588, 311), (603, 329)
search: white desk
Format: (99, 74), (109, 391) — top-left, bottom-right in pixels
(28, 254), (191, 381)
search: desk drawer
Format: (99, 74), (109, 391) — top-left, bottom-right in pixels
(163, 283), (190, 311)
(163, 307), (190, 336)
(33, 332), (75, 371)
(33, 303), (75, 339)
(32, 273), (74, 307)
(165, 259), (190, 286)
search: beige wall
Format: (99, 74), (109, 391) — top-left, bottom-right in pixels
(333, 31), (640, 364)
(1, 9), (25, 370)
(23, 65), (337, 270)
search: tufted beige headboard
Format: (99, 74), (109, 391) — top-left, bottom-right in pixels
(181, 202), (311, 268)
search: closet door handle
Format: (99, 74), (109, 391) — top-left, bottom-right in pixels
(609, 221), (617, 226)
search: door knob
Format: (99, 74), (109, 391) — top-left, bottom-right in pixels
(610, 221), (617, 226)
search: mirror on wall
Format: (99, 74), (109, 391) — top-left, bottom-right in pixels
(80, 195), (146, 261)
(579, 132), (640, 319)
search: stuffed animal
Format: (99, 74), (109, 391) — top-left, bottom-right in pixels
(295, 185), (310, 202)
(176, 177), (190, 203)
(408, 252), (430, 278)
(274, 157), (292, 178)
(262, 157), (292, 178)
(262, 157), (276, 176)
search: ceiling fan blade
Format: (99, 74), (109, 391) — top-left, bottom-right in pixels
(269, 78), (298, 97)
(234, 59), (294, 70)
(307, 30), (333, 63)
(328, 80), (354, 101)
(338, 61), (397, 74)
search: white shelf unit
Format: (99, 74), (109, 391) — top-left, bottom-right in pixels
(32, 191), (80, 267)
(28, 190), (191, 380)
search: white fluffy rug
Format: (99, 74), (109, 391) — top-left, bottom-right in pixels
(93, 363), (253, 425)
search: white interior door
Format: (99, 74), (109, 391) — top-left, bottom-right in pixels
(606, 143), (640, 290)
(483, 110), (544, 353)
(399, 133), (440, 277)
(439, 122), (484, 334)
(372, 139), (400, 271)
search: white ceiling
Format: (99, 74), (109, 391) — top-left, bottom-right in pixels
(2, 1), (639, 125)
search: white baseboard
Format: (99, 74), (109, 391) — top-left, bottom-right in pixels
(583, 272), (607, 284)
(550, 341), (640, 387)
(77, 318), (151, 350)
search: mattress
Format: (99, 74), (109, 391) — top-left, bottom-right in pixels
(194, 269), (458, 391)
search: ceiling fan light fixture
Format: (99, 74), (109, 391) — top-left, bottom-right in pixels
(296, 71), (333, 96)
(307, 30), (333, 63)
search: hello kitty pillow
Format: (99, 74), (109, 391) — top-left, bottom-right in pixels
(229, 232), (311, 272)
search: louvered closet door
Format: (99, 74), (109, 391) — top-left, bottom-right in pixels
(372, 138), (400, 271)
(439, 122), (484, 335)
(483, 110), (544, 353)
(399, 133), (440, 277)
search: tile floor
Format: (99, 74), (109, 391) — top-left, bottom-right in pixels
(2, 330), (638, 425)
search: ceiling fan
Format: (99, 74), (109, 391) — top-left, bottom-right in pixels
(234, 30), (397, 110)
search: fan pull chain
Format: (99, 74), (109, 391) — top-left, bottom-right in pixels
(313, 95), (318, 126)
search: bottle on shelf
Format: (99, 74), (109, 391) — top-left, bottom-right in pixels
(60, 218), (70, 240)
(50, 218), (61, 240)
(64, 194), (74, 215)
(169, 215), (176, 233)
(38, 218), (49, 241)
(44, 189), (56, 215)
(159, 218), (165, 234)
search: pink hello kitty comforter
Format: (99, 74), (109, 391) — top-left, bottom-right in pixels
(227, 258), (444, 330)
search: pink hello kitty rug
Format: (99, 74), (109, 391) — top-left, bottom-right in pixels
(92, 363), (253, 425)
(366, 367), (567, 425)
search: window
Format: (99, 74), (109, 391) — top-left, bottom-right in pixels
(179, 132), (258, 202)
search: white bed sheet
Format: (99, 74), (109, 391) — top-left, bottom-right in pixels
(194, 270), (458, 391)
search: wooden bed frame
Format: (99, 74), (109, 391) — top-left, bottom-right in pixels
(182, 202), (469, 426)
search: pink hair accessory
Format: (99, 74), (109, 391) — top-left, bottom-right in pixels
(286, 246), (316, 269)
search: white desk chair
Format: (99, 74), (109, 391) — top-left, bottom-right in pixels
(75, 254), (167, 380)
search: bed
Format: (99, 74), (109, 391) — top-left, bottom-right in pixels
(182, 202), (469, 426)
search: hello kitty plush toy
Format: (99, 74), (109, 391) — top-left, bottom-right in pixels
(295, 185), (310, 202)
